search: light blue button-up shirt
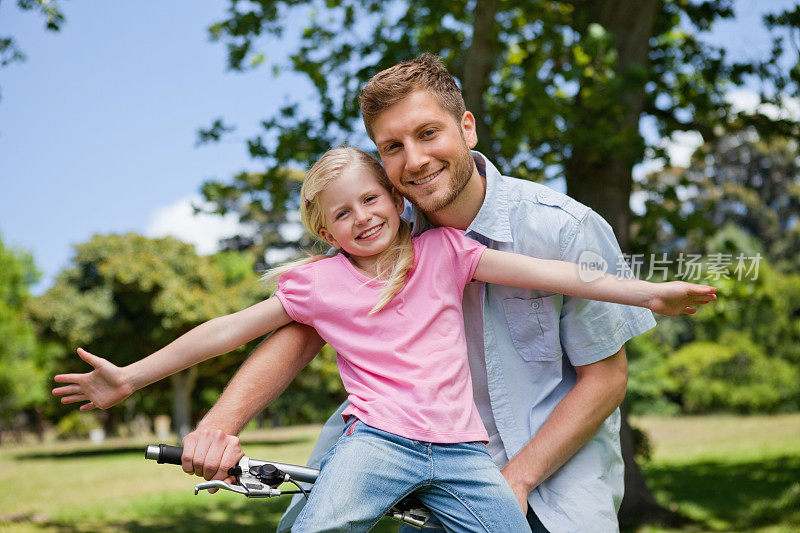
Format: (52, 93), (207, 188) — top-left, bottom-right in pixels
(278, 152), (656, 533)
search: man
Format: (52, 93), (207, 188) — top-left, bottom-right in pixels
(181, 54), (655, 532)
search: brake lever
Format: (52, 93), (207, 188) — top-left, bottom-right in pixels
(194, 479), (284, 497)
(193, 455), (287, 498)
(194, 480), (248, 495)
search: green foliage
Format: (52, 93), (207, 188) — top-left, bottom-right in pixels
(55, 410), (101, 439)
(20, 232), (349, 431)
(0, 0), (65, 99)
(264, 344), (347, 425)
(30, 234), (263, 357)
(627, 128), (800, 417)
(632, 132), (800, 268)
(666, 333), (799, 413)
(691, 251), (800, 375)
(29, 234), (265, 432)
(196, 0), (798, 255)
(198, 168), (309, 270)
(212, 249), (259, 283)
(626, 329), (680, 416)
(627, 228), (800, 415)
(0, 235), (53, 434)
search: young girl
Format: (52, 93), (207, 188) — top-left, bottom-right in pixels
(54, 147), (716, 532)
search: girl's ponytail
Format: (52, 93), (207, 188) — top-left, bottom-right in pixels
(260, 254), (329, 288)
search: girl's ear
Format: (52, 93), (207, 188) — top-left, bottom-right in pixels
(318, 227), (341, 250)
(391, 188), (405, 215)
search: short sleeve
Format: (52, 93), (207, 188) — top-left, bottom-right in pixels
(274, 264), (315, 325)
(559, 210), (657, 366)
(435, 227), (487, 287)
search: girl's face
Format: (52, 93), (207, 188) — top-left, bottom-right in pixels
(317, 165), (405, 268)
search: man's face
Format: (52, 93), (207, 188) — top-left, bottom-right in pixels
(371, 90), (478, 215)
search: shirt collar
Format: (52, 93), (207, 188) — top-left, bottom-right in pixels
(466, 151), (513, 243)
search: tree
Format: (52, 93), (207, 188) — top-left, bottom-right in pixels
(628, 124), (800, 421)
(192, 0), (800, 524)
(199, 168), (314, 269)
(29, 234), (265, 438)
(0, 235), (53, 441)
(631, 130), (800, 267)
(0, 0), (65, 101)
(686, 133), (799, 270)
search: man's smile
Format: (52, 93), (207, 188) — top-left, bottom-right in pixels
(407, 165), (446, 186)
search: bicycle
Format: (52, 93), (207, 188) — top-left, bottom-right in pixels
(145, 443), (438, 529)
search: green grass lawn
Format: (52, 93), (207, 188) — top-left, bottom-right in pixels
(632, 414), (800, 533)
(0, 425), (399, 533)
(1, 414), (798, 532)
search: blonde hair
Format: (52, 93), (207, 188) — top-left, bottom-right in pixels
(359, 53), (466, 140)
(263, 147), (415, 314)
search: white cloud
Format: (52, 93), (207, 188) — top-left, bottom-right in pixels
(145, 195), (252, 255)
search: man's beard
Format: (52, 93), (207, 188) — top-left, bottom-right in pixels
(408, 142), (474, 215)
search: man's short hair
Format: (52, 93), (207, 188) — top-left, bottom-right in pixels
(359, 53), (466, 139)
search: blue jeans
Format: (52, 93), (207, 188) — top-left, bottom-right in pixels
(292, 418), (529, 532)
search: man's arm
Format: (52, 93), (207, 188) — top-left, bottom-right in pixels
(181, 322), (325, 481)
(500, 346), (628, 512)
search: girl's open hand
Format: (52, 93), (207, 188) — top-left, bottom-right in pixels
(52, 348), (135, 410)
(648, 281), (717, 316)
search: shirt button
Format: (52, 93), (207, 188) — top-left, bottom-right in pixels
(531, 301), (540, 309)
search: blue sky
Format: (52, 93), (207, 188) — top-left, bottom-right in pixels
(0, 0), (795, 293)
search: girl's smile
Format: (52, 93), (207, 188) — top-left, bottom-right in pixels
(356, 222), (385, 240)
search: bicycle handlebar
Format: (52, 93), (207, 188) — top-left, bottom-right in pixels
(144, 443), (434, 529)
(144, 444), (183, 465)
(145, 444), (320, 484)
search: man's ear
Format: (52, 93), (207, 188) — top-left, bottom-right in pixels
(460, 111), (478, 149)
(318, 228), (341, 250)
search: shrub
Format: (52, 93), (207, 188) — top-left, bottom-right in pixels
(666, 332), (799, 413)
(56, 411), (101, 439)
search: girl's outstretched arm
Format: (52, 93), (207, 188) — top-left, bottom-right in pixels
(53, 296), (294, 410)
(473, 248), (717, 316)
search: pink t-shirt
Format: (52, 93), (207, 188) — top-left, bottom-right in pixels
(275, 227), (488, 443)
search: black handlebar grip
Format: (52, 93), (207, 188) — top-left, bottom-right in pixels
(145, 444), (184, 465)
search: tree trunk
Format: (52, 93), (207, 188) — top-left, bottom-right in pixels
(33, 406), (46, 442)
(566, 153), (635, 244)
(617, 402), (687, 527)
(463, 0), (500, 159)
(98, 408), (116, 437)
(170, 367), (198, 443)
(565, 0), (686, 526)
(566, 0), (660, 244)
